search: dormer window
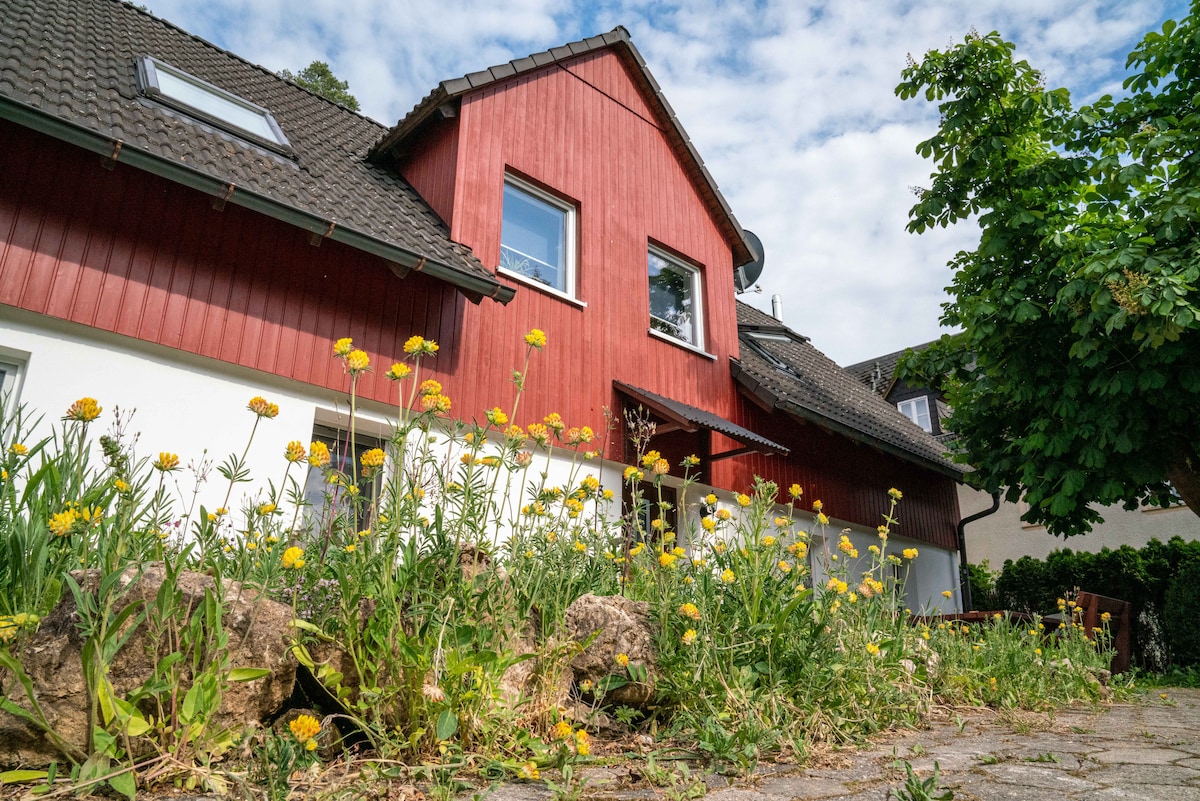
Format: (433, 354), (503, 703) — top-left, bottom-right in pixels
(499, 176), (576, 298)
(136, 56), (291, 152)
(897, 396), (932, 433)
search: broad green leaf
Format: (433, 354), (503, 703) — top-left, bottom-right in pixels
(227, 667), (271, 682)
(0, 769), (49, 784)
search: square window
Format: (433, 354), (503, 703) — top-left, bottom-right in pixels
(897, 396), (932, 433)
(499, 177), (576, 296)
(648, 247), (703, 347)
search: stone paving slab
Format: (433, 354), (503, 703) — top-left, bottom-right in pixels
(460, 689), (1200, 801)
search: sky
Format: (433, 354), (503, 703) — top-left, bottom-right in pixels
(143, 0), (1189, 366)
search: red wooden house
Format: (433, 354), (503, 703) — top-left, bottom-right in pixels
(0, 0), (966, 609)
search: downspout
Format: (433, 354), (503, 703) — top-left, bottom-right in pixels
(957, 491), (1000, 612)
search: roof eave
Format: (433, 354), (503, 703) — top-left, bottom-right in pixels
(1, 96), (515, 305)
(730, 362), (964, 481)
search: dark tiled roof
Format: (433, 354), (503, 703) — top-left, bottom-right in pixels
(844, 342), (934, 396)
(615, 381), (788, 456)
(0, 0), (512, 302)
(371, 26), (755, 268)
(734, 303), (962, 477)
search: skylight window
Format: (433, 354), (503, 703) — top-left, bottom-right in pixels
(136, 56), (290, 151)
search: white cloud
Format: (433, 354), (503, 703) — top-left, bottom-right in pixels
(142, 0), (1182, 364)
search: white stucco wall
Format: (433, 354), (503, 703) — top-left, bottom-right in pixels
(0, 309), (620, 538)
(960, 484), (1200, 569)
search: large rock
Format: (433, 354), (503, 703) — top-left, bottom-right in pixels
(565, 593), (657, 708)
(0, 563), (297, 767)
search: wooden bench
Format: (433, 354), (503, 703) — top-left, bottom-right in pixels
(1076, 591), (1132, 674)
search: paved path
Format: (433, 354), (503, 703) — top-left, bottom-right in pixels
(482, 688), (1200, 800)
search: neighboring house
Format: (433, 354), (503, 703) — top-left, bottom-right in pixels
(0, 0), (966, 609)
(847, 346), (1200, 570)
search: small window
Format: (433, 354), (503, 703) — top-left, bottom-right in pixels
(648, 247), (703, 347)
(499, 177), (576, 297)
(0, 354), (26, 406)
(897, 396), (932, 433)
(136, 56), (291, 151)
(303, 424), (385, 530)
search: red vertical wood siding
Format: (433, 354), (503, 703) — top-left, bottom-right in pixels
(711, 395), (962, 549)
(410, 50), (744, 454)
(0, 121), (465, 406)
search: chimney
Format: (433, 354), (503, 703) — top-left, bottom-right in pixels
(770, 293), (784, 322)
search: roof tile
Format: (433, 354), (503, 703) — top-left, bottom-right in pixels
(735, 302), (961, 476)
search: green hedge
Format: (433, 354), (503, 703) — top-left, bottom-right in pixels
(976, 537), (1200, 671)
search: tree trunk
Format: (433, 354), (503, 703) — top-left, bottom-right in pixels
(1165, 447), (1200, 517)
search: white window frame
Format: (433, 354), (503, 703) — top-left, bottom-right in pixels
(498, 176), (578, 301)
(648, 246), (704, 349)
(0, 350), (27, 407)
(897, 396), (932, 433)
(136, 56), (292, 152)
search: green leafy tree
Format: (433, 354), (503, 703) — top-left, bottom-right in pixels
(896, 9), (1200, 537)
(279, 60), (360, 111)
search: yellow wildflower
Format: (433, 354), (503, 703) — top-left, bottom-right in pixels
(1101, 611), (1112, 623)
(258, 503), (276, 515)
(658, 552), (678, 569)
(574, 728), (591, 756)
(308, 440), (330, 467)
(247, 396), (279, 418)
(615, 653), (630, 668)
(789, 483), (803, 498)
(543, 412), (565, 432)
(49, 508), (79, 537)
(941, 590), (953, 599)
(888, 487), (903, 500)
(652, 458), (670, 476)
(289, 714), (321, 751)
(154, 452), (180, 472)
(681, 629), (698, 646)
(113, 478), (130, 493)
(403, 335), (438, 355)
(701, 516), (716, 532)
(282, 546), (305, 570)
(9, 443), (27, 456)
(419, 378), (442, 396)
(524, 328), (547, 349)
(527, 423), (550, 446)
(360, 448), (386, 470)
(817, 512), (829, 526)
(866, 642), (880, 656)
(777, 560), (791, 573)
(64, 397), (101, 422)
(519, 762), (540, 781)
(736, 493), (751, 507)
(812, 499), (823, 511)
(420, 393), (452, 414)
(678, 602), (700, 621)
(720, 568), (736, 584)
(285, 440), (306, 462)
(333, 337), (354, 357)
(682, 454), (700, 467)
(486, 406), (509, 426)
(903, 548), (918, 560)
(386, 362), (412, 380)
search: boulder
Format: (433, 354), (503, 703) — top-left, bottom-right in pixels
(565, 593), (657, 708)
(0, 563), (296, 767)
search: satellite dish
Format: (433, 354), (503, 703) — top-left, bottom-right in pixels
(734, 229), (765, 293)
